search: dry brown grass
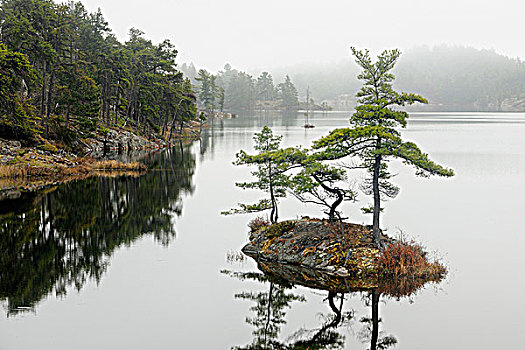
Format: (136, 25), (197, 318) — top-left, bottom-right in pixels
(377, 238), (447, 279)
(0, 158), (145, 181)
(248, 215), (270, 233)
(88, 159), (147, 171)
(0, 165), (25, 178)
(0, 163), (92, 178)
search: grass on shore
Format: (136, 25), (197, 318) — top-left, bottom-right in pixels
(0, 158), (146, 179)
(88, 159), (147, 171)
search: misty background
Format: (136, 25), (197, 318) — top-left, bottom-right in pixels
(80, 0), (525, 111)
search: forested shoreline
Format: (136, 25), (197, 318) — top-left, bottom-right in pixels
(184, 46), (525, 112)
(181, 63), (305, 113)
(0, 0), (199, 150)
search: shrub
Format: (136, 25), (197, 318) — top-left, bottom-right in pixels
(39, 142), (58, 153)
(377, 238), (446, 278)
(264, 220), (296, 238)
(248, 216), (270, 232)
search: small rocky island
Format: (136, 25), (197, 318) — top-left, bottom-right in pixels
(242, 218), (446, 282)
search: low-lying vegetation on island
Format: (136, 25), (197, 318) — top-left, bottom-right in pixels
(224, 47), (453, 282)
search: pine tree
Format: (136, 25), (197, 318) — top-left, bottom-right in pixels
(312, 48), (454, 247)
(223, 126), (289, 224)
(277, 75), (298, 111)
(0, 44), (38, 138)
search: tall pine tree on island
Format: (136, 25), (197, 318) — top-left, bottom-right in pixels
(313, 47), (454, 247)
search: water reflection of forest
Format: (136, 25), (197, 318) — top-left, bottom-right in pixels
(224, 260), (444, 350)
(0, 144), (196, 316)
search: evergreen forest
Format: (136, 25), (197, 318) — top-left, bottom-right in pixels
(181, 63), (301, 113)
(0, 0), (198, 146)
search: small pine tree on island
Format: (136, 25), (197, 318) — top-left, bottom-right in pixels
(222, 126), (290, 224)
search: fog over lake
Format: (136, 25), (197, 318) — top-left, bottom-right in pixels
(81, 0), (525, 71)
(1, 0), (524, 348)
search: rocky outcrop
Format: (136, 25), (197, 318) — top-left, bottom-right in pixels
(0, 138), (21, 164)
(87, 129), (167, 152)
(242, 218), (393, 277)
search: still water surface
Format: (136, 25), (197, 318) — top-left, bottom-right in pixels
(1, 112), (524, 349)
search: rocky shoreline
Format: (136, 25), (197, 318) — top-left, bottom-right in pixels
(0, 126), (170, 200)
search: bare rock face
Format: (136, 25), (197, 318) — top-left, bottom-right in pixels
(242, 218), (393, 277)
(86, 129), (166, 153)
(0, 138), (21, 155)
(0, 139), (21, 165)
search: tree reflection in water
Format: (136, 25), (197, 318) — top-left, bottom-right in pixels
(224, 259), (444, 349)
(0, 143), (196, 316)
(358, 290), (397, 350)
(222, 270), (349, 349)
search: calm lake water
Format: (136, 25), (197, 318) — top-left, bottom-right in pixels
(1, 112), (524, 349)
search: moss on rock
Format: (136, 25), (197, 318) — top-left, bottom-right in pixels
(263, 220), (296, 238)
(242, 218), (446, 282)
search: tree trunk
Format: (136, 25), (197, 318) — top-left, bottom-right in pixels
(161, 108), (168, 138)
(136, 101), (141, 125)
(45, 67), (56, 139)
(101, 80), (106, 124)
(106, 74), (112, 127)
(264, 282), (274, 347)
(65, 103), (70, 128)
(40, 60), (47, 126)
(20, 78), (27, 104)
(114, 78), (121, 127)
(168, 113), (176, 142)
(269, 172), (278, 224)
(126, 81), (136, 121)
(372, 150), (382, 247)
(106, 96), (111, 128)
(312, 173), (344, 221)
(329, 192), (344, 221)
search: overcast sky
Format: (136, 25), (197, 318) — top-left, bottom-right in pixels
(81, 0), (525, 72)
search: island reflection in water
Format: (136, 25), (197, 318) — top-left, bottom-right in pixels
(0, 143), (196, 316)
(224, 259), (445, 349)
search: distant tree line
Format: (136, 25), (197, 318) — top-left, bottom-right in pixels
(0, 0), (197, 144)
(261, 46), (525, 111)
(395, 46), (525, 111)
(180, 63), (299, 112)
